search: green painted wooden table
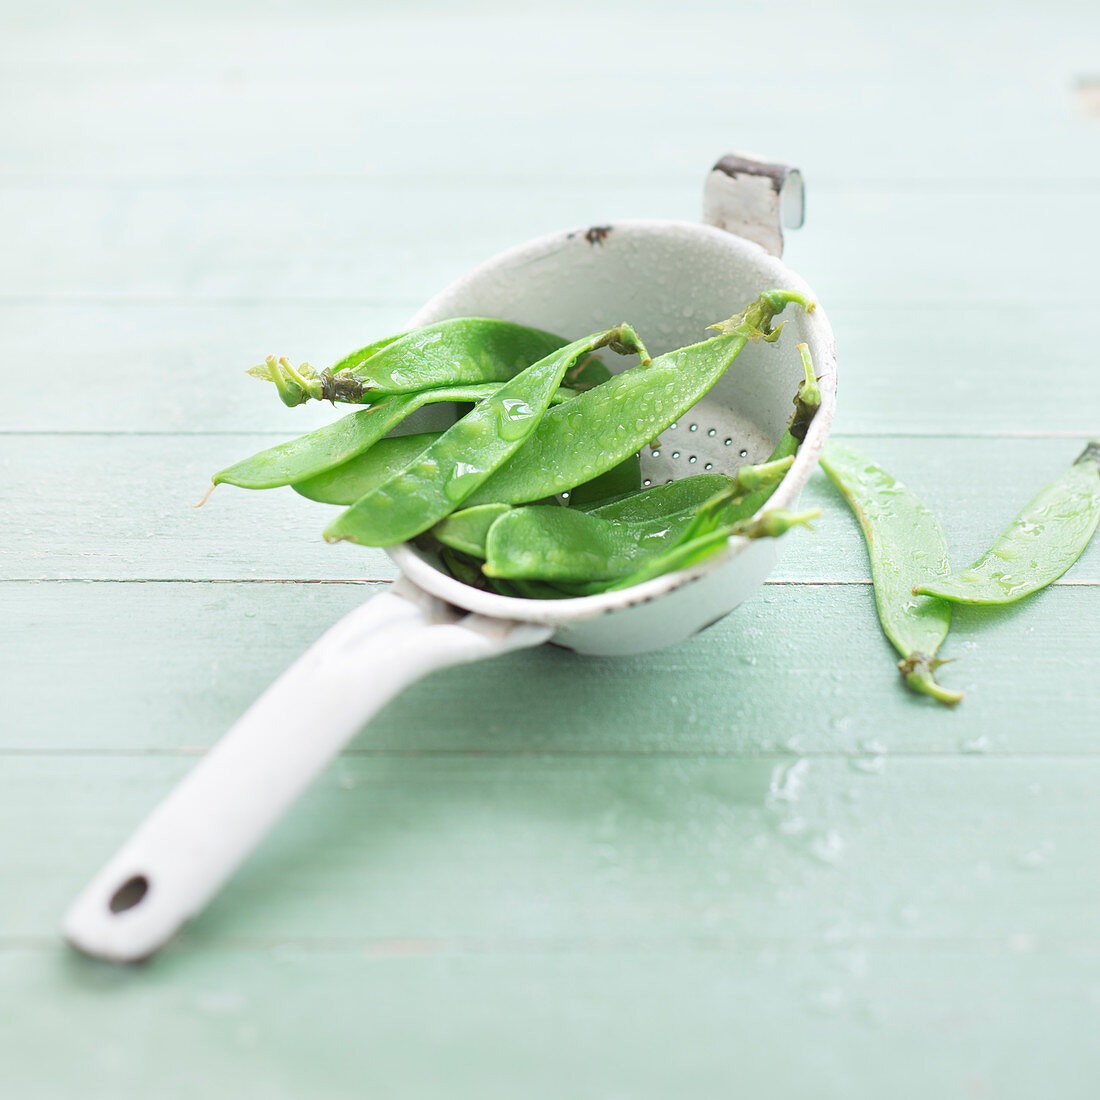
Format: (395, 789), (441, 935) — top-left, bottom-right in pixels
(2, 1), (1098, 1095)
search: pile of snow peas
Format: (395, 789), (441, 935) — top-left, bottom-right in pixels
(208, 290), (821, 595)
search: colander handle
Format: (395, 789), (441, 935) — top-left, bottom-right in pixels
(63, 578), (551, 962)
(702, 152), (805, 257)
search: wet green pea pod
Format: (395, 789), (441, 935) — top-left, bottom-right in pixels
(438, 547), (489, 590)
(672, 457), (801, 547)
(562, 353), (613, 391)
(483, 505), (701, 582)
(462, 289), (814, 507)
(913, 441), (1100, 605)
(250, 319), (569, 407)
(584, 473), (736, 521)
(484, 460), (792, 583)
(718, 341), (822, 527)
(819, 441), (962, 706)
(246, 332), (400, 407)
(566, 453), (642, 509)
(492, 577), (577, 600)
(529, 342), (819, 595)
(585, 507), (821, 594)
(208, 382), (508, 493)
(292, 432), (439, 505)
(433, 503), (513, 558)
(438, 473), (734, 562)
(437, 547), (574, 600)
(323, 324), (651, 548)
(546, 342), (821, 596)
(764, 341), (821, 462)
(207, 383), (580, 497)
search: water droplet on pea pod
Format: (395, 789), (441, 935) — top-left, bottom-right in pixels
(445, 462), (485, 501)
(497, 397), (536, 441)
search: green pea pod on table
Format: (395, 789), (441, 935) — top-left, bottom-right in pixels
(913, 441), (1100, 605)
(819, 441), (963, 706)
(462, 289), (814, 506)
(323, 324), (651, 547)
(250, 319), (568, 406)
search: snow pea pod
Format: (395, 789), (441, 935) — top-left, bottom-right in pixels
(323, 324), (650, 547)
(252, 319), (568, 406)
(673, 457), (799, 546)
(559, 356), (635, 507)
(764, 342), (821, 463)
(284, 386), (582, 505)
(463, 290), (814, 506)
(246, 331), (401, 407)
(819, 442), (962, 706)
(485, 459), (794, 583)
(583, 473), (736, 520)
(439, 548), (573, 601)
(537, 341), (818, 592)
(439, 547), (488, 590)
(209, 383), (509, 492)
(438, 472), (734, 565)
(563, 353), (613, 391)
(483, 505), (701, 582)
(567, 453), (642, 509)
(209, 383), (580, 494)
(591, 508), (820, 593)
(914, 441), (1100, 605)
(433, 503), (513, 558)
(292, 432), (438, 505)
(718, 341), (821, 527)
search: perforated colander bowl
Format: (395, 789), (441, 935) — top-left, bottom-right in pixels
(393, 215), (835, 654)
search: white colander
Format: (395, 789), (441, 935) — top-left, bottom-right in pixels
(65, 153), (837, 961)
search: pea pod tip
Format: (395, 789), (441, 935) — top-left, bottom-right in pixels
(192, 482), (217, 509)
